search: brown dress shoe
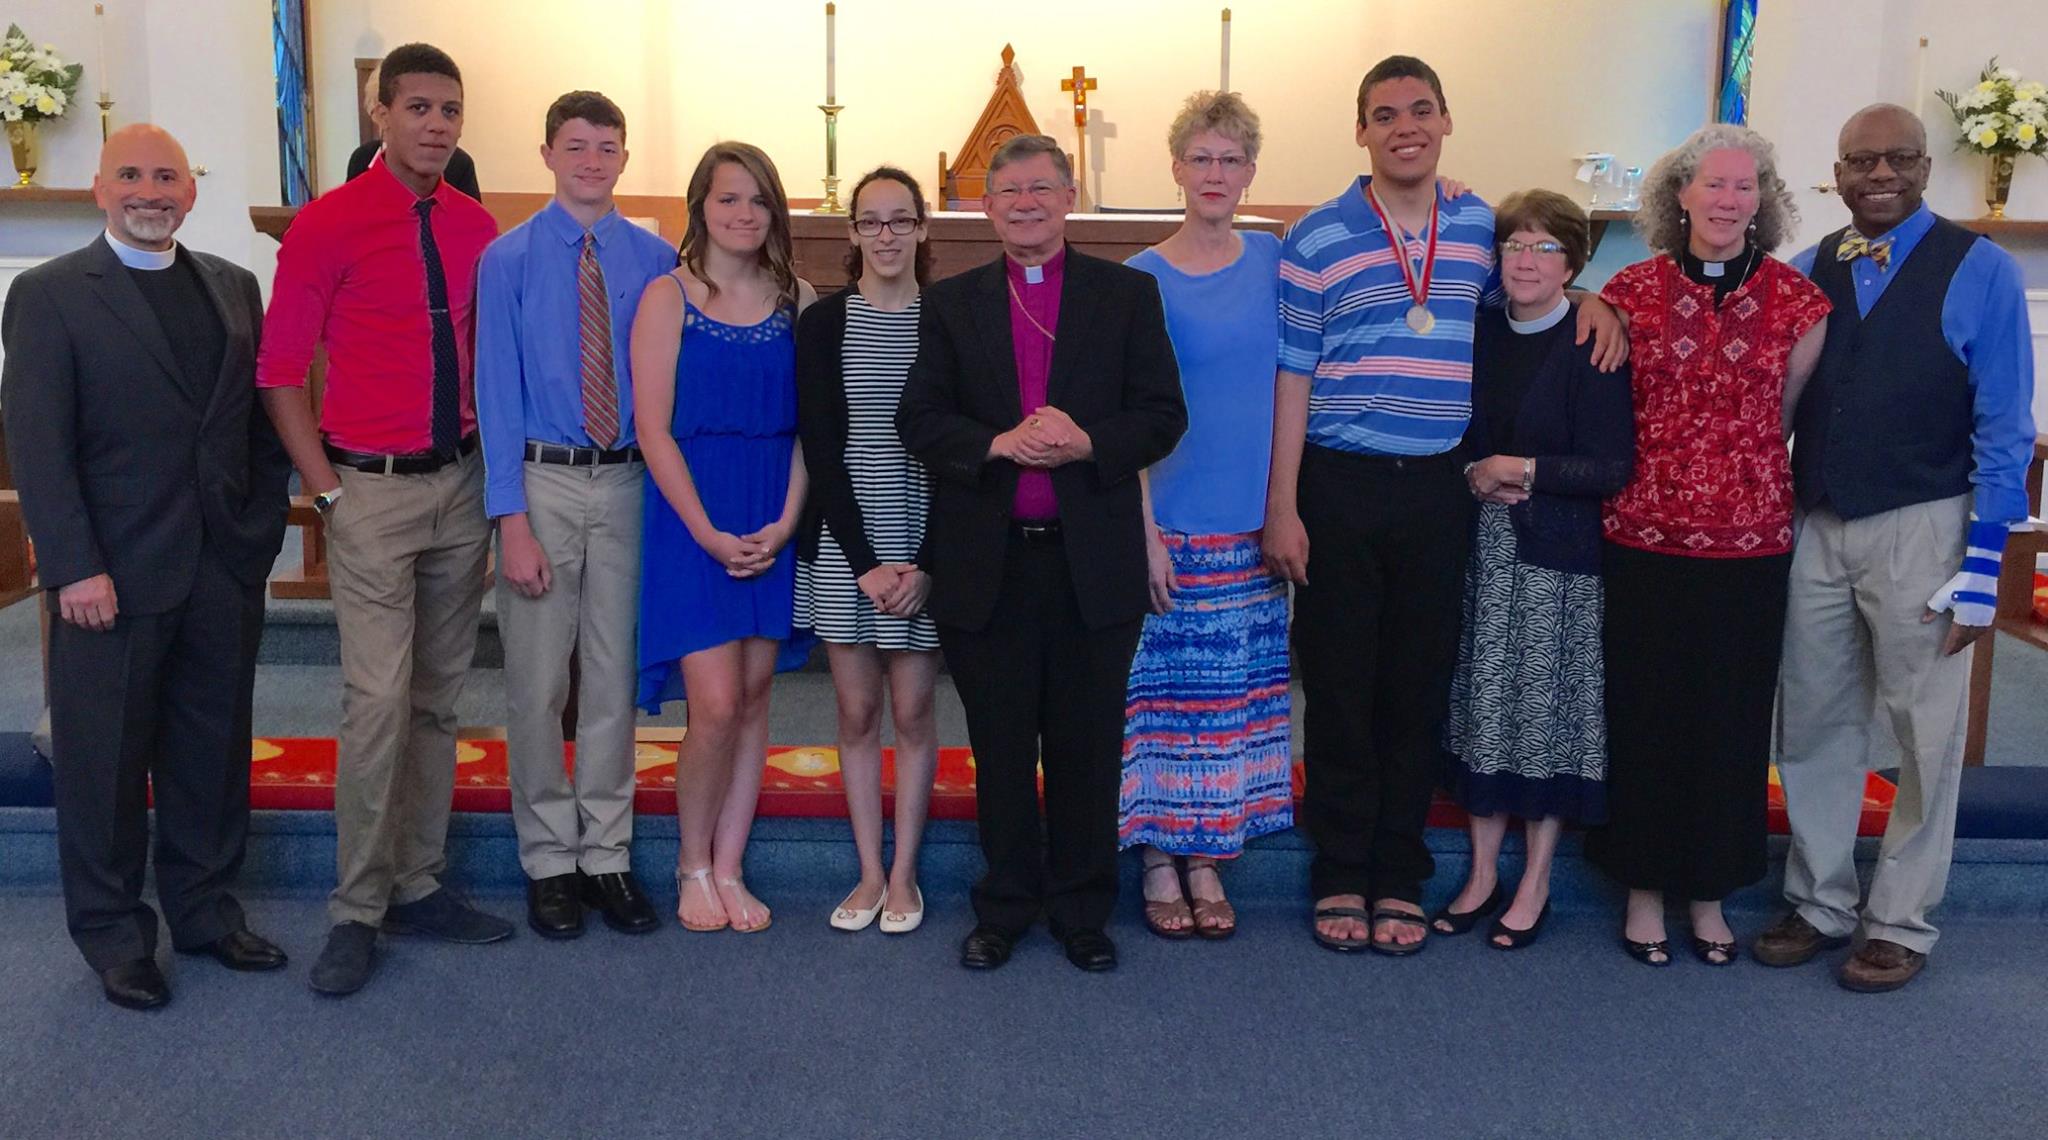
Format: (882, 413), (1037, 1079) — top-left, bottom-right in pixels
(1753, 911), (1850, 967)
(1838, 938), (1928, 993)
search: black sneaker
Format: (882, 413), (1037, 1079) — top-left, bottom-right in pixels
(309, 922), (379, 996)
(382, 888), (515, 945)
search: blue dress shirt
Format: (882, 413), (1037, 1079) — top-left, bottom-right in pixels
(475, 201), (679, 518)
(1791, 203), (2037, 525)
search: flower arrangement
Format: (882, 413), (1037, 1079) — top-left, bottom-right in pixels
(1937, 58), (2047, 159)
(0, 24), (84, 124)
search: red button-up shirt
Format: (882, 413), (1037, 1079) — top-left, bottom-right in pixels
(257, 156), (499, 453)
(1007, 246), (1064, 519)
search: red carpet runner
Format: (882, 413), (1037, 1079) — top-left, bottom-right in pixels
(245, 737), (1899, 836)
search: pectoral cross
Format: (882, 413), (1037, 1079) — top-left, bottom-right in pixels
(1060, 66), (1098, 211)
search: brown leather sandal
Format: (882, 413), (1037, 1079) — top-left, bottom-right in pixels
(1184, 862), (1236, 940)
(1142, 861), (1194, 940)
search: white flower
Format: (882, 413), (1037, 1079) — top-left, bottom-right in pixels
(1996, 66), (2020, 82)
(2020, 123), (2041, 147)
(1970, 124), (2001, 148)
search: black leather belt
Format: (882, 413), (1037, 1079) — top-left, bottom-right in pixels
(524, 441), (642, 466)
(1009, 519), (1063, 543)
(324, 433), (478, 475)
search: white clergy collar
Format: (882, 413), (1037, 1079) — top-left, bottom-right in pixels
(1507, 295), (1570, 334)
(1023, 264), (1045, 285)
(104, 230), (177, 271)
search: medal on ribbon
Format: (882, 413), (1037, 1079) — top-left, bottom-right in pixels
(1366, 182), (1440, 335)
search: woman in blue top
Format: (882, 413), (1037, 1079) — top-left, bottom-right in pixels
(1120, 92), (1291, 940)
(632, 143), (816, 934)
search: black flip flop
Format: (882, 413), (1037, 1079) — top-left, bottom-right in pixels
(1312, 905), (1373, 953)
(1369, 906), (1429, 957)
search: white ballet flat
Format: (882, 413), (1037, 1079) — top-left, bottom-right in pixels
(879, 886), (924, 935)
(829, 882), (885, 932)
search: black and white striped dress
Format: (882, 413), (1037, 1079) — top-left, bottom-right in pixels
(794, 294), (938, 650)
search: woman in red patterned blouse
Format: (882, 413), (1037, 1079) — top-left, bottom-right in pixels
(1585, 124), (1830, 969)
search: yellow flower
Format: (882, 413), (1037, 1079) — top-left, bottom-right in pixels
(2021, 123), (2041, 146)
(0, 60), (13, 73)
(7, 91), (26, 106)
(33, 94), (53, 114)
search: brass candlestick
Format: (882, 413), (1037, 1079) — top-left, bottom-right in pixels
(98, 97), (113, 143)
(817, 103), (845, 214)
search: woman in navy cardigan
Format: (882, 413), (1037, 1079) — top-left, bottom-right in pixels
(1432, 190), (1635, 949)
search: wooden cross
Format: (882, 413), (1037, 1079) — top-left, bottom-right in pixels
(1060, 66), (1098, 210)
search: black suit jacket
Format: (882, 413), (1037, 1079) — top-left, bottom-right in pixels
(896, 248), (1186, 632)
(1, 237), (293, 615)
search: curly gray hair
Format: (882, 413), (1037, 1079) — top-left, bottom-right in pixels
(1634, 123), (1799, 255)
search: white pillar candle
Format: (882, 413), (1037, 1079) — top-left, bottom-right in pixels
(1221, 9), (1231, 93)
(825, 3), (837, 104)
(95, 4), (110, 101)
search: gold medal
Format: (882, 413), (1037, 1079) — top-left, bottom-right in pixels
(1405, 304), (1435, 334)
(1366, 181), (1442, 338)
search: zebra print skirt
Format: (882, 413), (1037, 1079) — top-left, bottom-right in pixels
(1443, 502), (1609, 825)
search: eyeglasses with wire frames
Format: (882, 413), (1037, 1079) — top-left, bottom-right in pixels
(1838, 149), (1927, 174)
(1499, 238), (1569, 258)
(1179, 153), (1250, 172)
(852, 216), (922, 236)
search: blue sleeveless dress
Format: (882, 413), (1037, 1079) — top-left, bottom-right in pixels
(637, 298), (814, 712)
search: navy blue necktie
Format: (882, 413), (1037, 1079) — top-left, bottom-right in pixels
(414, 197), (463, 456)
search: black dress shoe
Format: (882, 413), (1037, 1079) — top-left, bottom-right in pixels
(526, 873), (584, 940)
(1060, 929), (1118, 972)
(100, 959), (170, 1011)
(579, 870), (659, 934)
(309, 921), (379, 996)
(185, 928), (289, 971)
(960, 924), (1018, 970)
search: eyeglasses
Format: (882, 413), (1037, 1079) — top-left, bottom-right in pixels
(1499, 239), (1568, 258)
(852, 217), (921, 236)
(1839, 149), (1926, 173)
(990, 182), (1066, 203)
(1180, 153), (1249, 172)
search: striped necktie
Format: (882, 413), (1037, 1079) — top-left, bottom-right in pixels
(1835, 231), (1892, 270)
(577, 232), (620, 449)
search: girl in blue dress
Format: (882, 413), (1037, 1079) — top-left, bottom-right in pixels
(631, 142), (816, 933)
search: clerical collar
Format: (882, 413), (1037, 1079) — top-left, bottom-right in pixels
(1007, 245), (1067, 286)
(104, 230), (177, 271)
(1678, 242), (1762, 299)
(1507, 295), (1570, 335)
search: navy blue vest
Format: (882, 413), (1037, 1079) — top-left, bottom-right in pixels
(1793, 217), (1978, 520)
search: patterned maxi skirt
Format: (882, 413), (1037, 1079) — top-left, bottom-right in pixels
(1443, 502), (1609, 825)
(1119, 530), (1295, 856)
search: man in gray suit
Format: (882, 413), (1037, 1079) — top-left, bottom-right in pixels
(1, 124), (292, 1010)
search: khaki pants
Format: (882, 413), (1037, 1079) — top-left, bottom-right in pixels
(1777, 494), (1972, 953)
(326, 451), (490, 925)
(495, 460), (643, 879)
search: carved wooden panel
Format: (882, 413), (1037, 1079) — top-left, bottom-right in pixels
(940, 45), (1043, 206)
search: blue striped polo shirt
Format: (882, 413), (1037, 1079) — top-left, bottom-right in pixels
(1279, 176), (1499, 455)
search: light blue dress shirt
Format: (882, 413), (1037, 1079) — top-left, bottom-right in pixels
(1790, 203), (2037, 525)
(474, 201), (679, 518)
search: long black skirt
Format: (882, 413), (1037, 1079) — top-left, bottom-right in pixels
(1583, 542), (1791, 901)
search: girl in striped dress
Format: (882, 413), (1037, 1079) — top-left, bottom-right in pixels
(1120, 94), (1294, 940)
(795, 167), (940, 935)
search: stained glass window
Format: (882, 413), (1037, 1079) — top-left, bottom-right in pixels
(1717, 0), (1759, 125)
(272, 0), (313, 205)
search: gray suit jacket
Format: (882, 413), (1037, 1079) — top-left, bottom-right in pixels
(1, 236), (291, 615)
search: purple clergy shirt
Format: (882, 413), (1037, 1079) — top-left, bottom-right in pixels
(1007, 246), (1065, 519)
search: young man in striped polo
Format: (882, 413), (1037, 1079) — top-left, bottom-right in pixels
(1264, 55), (1625, 955)
(474, 91), (678, 940)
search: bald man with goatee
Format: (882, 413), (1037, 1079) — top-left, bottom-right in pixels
(2, 125), (293, 1010)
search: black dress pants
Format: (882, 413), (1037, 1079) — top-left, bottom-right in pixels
(1292, 444), (1473, 905)
(939, 533), (1144, 936)
(47, 545), (264, 971)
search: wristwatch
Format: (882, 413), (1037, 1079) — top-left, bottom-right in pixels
(312, 486), (344, 516)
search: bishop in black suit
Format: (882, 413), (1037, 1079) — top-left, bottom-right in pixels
(1, 126), (292, 1009)
(898, 135), (1185, 971)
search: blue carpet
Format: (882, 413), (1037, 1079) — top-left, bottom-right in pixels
(0, 889), (2044, 1138)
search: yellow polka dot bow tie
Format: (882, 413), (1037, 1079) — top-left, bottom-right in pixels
(1835, 232), (1892, 269)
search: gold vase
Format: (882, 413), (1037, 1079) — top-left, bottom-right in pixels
(1985, 152), (2015, 220)
(5, 121), (38, 188)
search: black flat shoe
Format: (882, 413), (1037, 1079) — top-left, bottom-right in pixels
(1692, 936), (1740, 966)
(526, 873), (584, 940)
(185, 928), (289, 971)
(960, 924), (1017, 971)
(1060, 929), (1118, 972)
(580, 870), (659, 934)
(1622, 935), (1673, 967)
(1488, 903), (1550, 951)
(1429, 883), (1504, 936)
(99, 959), (170, 1011)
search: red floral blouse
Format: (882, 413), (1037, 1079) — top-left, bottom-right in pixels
(1599, 255), (1830, 558)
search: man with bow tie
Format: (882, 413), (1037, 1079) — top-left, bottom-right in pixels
(1765, 103), (2036, 992)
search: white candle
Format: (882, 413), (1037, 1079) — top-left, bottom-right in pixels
(825, 3), (836, 105)
(1913, 36), (1927, 114)
(95, 4), (109, 101)
(1220, 9), (1231, 93)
